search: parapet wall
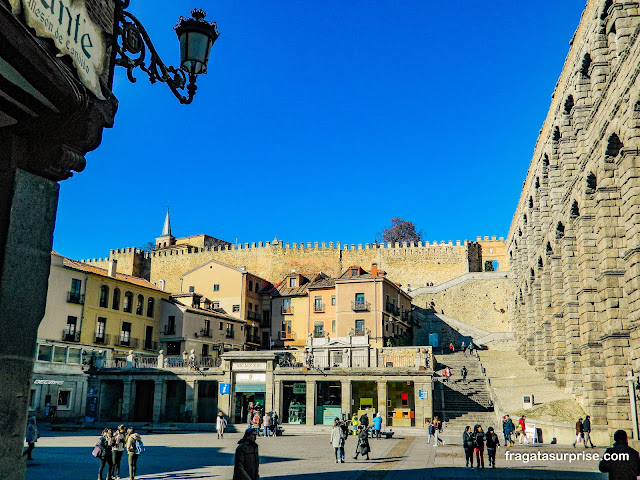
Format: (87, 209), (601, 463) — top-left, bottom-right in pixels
(81, 237), (507, 294)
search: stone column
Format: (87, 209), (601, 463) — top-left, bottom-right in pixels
(122, 379), (134, 423)
(341, 380), (351, 418)
(0, 169), (59, 480)
(550, 252), (566, 387)
(273, 380), (282, 419)
(562, 226), (582, 395)
(377, 381), (388, 428)
(152, 379), (165, 424)
(305, 380), (316, 425)
(541, 258), (555, 380)
(185, 379), (198, 423)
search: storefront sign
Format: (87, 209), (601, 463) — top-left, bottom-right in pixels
(235, 384), (266, 393)
(233, 362), (267, 371)
(10, 0), (107, 99)
(293, 383), (306, 394)
(34, 379), (64, 385)
(235, 373), (266, 383)
(418, 389), (428, 399)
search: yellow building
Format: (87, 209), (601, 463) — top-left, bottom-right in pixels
(334, 264), (412, 348)
(66, 258), (169, 360)
(180, 259), (272, 350)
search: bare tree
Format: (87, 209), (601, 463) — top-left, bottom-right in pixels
(377, 217), (423, 245)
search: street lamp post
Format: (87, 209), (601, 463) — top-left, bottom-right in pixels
(112, 1), (220, 104)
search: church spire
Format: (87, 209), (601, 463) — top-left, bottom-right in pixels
(161, 207), (172, 236)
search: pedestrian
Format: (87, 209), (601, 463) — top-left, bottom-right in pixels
(449, 342), (454, 353)
(468, 342), (475, 356)
(22, 416), (38, 460)
(463, 426), (474, 468)
(353, 425), (371, 460)
(461, 366), (468, 385)
(518, 416), (529, 444)
(263, 412), (272, 437)
(573, 417), (584, 448)
(217, 412), (228, 439)
(351, 414), (360, 435)
(426, 419), (436, 445)
(359, 412), (370, 436)
(432, 417), (445, 447)
(97, 428), (114, 480)
(502, 415), (515, 446)
(330, 418), (346, 463)
(461, 341), (466, 356)
(112, 424), (126, 479)
(485, 426), (500, 468)
(473, 424), (485, 469)
(599, 430), (640, 480)
(125, 427), (143, 480)
(234, 427), (259, 480)
(272, 412), (279, 436)
(372, 413), (383, 439)
(252, 409), (263, 436)
(583, 415), (595, 448)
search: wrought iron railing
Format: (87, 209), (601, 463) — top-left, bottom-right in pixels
(281, 306), (294, 314)
(385, 302), (399, 315)
(62, 330), (81, 342)
(351, 301), (370, 311)
(314, 303), (325, 312)
(94, 334), (111, 345)
(67, 292), (84, 304)
(279, 331), (296, 340)
(162, 325), (176, 335)
(198, 328), (212, 338)
(247, 311), (260, 321)
(114, 336), (139, 348)
(143, 340), (158, 351)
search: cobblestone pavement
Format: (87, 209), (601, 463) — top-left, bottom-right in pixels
(23, 428), (608, 480)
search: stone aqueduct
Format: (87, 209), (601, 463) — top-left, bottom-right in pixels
(509, 0), (640, 434)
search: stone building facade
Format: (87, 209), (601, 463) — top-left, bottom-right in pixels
(508, 0), (640, 438)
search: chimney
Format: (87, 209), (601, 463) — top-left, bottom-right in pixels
(371, 263), (378, 277)
(107, 259), (117, 278)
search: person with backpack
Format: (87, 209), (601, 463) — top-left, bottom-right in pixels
(359, 412), (370, 436)
(473, 424), (485, 469)
(125, 427), (143, 480)
(485, 426), (500, 468)
(502, 415), (515, 446)
(353, 425), (371, 460)
(217, 412), (228, 439)
(463, 426), (474, 468)
(97, 428), (114, 480)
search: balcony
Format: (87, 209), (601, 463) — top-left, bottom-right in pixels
(162, 325), (176, 335)
(62, 330), (80, 342)
(313, 303), (325, 312)
(281, 306), (294, 315)
(197, 328), (212, 338)
(94, 334), (111, 345)
(114, 336), (139, 348)
(247, 311), (261, 321)
(351, 301), (370, 311)
(143, 340), (158, 352)
(313, 330), (324, 338)
(246, 334), (260, 345)
(385, 302), (399, 316)
(67, 292), (84, 304)
(279, 331), (296, 341)
(349, 327), (370, 337)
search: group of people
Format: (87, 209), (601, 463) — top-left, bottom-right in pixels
(350, 412), (383, 439)
(573, 415), (595, 448)
(426, 416), (444, 446)
(331, 417), (371, 463)
(462, 424), (500, 468)
(247, 402), (279, 437)
(95, 425), (143, 480)
(502, 414), (530, 445)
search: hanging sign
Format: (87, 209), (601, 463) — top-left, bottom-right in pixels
(10, 0), (107, 99)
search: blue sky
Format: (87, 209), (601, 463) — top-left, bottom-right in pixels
(53, 0), (587, 259)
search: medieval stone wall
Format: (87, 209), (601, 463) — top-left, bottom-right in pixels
(508, 0), (640, 436)
(81, 237), (507, 295)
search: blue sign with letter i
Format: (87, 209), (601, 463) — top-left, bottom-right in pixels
(219, 383), (231, 395)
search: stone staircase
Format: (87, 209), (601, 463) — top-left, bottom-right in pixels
(433, 351), (495, 443)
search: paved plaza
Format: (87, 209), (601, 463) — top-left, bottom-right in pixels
(23, 427), (611, 480)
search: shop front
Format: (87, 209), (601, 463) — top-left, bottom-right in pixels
(352, 381), (377, 423)
(388, 381), (415, 427)
(233, 363), (267, 424)
(282, 381), (307, 424)
(315, 381), (342, 425)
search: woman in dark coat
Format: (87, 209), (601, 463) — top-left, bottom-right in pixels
(353, 425), (371, 460)
(97, 428), (114, 480)
(234, 427), (259, 480)
(462, 426), (474, 468)
(473, 424), (485, 469)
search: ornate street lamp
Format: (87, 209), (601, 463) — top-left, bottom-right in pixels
(113, 1), (219, 104)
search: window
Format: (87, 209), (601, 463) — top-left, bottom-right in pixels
(69, 278), (82, 303)
(202, 343), (209, 357)
(331, 295), (336, 306)
(232, 305), (240, 313)
(249, 280), (253, 291)
(355, 293), (365, 305)
(112, 288), (120, 310)
(189, 286), (195, 293)
(57, 390), (72, 410)
(255, 282), (260, 292)
(144, 325), (153, 350)
(226, 323), (235, 338)
(136, 295), (144, 315)
(99, 285), (109, 308)
(203, 320), (211, 336)
(166, 316), (176, 335)
(29, 389), (37, 410)
(314, 322), (324, 337)
(350, 268), (358, 277)
(219, 322), (223, 330)
(332, 320), (336, 333)
(281, 320), (291, 339)
(355, 319), (365, 333)
(282, 298), (291, 313)
(53, 345), (67, 363)
(96, 317), (106, 341)
(289, 277), (297, 287)
(314, 296), (323, 311)
(37, 344), (53, 362)
(64, 316), (77, 340)
(212, 301), (220, 309)
(147, 297), (155, 317)
(213, 284), (220, 292)
(167, 341), (180, 356)
(120, 322), (131, 345)
(123, 291), (133, 312)
(248, 302), (253, 312)
(68, 347), (82, 364)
